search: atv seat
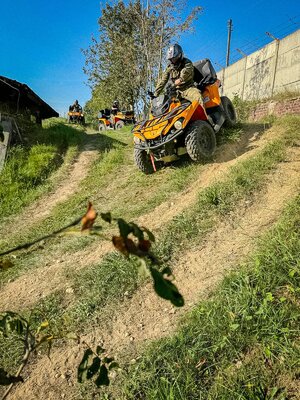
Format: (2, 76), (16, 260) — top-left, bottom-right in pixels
(99, 109), (111, 118)
(193, 59), (217, 91)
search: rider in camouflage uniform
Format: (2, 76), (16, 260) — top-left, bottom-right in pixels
(71, 100), (82, 112)
(154, 44), (202, 103)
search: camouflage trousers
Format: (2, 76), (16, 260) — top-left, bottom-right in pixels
(178, 86), (203, 104)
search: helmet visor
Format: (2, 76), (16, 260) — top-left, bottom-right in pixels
(169, 54), (181, 64)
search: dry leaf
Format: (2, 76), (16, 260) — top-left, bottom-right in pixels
(81, 202), (98, 231)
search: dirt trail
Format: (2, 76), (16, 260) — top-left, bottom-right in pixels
(0, 124), (270, 311)
(9, 145), (300, 400)
(139, 123), (269, 230)
(1, 139), (99, 240)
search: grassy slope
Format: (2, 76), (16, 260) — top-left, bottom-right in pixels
(123, 194), (300, 400)
(0, 116), (299, 398)
(0, 122), (227, 284)
(1, 117), (297, 352)
(64, 127), (294, 334)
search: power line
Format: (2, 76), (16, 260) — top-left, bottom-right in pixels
(206, 15), (300, 70)
(238, 17), (300, 52)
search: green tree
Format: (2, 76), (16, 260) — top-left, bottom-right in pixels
(83, 0), (202, 117)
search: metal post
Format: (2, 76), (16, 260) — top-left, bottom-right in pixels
(241, 55), (248, 100)
(271, 39), (280, 96)
(236, 48), (247, 57)
(265, 32), (280, 96)
(226, 19), (233, 67)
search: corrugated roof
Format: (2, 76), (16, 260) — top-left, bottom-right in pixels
(0, 76), (59, 119)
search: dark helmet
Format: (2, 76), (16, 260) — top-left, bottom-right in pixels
(75, 100), (78, 104)
(167, 44), (183, 65)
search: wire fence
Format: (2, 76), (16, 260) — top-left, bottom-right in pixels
(213, 14), (300, 69)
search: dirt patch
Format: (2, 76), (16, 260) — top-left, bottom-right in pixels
(9, 145), (300, 400)
(0, 123), (284, 312)
(0, 241), (112, 312)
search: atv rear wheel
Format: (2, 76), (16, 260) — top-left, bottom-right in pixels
(221, 96), (237, 127)
(134, 148), (155, 174)
(185, 120), (216, 162)
(115, 120), (125, 129)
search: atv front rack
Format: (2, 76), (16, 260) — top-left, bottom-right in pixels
(134, 127), (184, 151)
(133, 102), (190, 134)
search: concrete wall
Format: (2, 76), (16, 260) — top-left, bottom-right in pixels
(218, 29), (300, 100)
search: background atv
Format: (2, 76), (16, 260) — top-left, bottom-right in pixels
(67, 110), (85, 125)
(132, 59), (236, 174)
(98, 109), (135, 131)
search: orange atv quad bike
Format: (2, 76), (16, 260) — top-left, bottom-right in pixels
(132, 59), (236, 174)
(98, 109), (135, 131)
(98, 109), (113, 131)
(68, 107), (85, 125)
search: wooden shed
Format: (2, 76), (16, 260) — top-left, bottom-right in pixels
(0, 75), (59, 122)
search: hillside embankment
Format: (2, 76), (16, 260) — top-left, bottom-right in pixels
(0, 115), (299, 400)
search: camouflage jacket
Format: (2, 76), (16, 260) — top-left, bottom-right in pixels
(154, 57), (195, 96)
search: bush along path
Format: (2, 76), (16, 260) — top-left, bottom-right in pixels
(0, 205), (184, 400)
(4, 116), (299, 400)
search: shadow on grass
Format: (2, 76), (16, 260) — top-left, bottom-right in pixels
(80, 130), (128, 154)
(37, 121), (128, 162)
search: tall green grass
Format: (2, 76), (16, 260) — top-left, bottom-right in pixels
(123, 195), (300, 399)
(0, 119), (84, 219)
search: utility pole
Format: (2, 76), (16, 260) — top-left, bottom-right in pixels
(226, 19), (233, 67)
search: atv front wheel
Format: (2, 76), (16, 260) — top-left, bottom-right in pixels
(221, 96), (237, 127)
(115, 120), (125, 129)
(98, 123), (106, 132)
(185, 120), (216, 162)
(134, 148), (155, 174)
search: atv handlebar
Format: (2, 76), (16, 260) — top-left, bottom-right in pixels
(147, 90), (156, 99)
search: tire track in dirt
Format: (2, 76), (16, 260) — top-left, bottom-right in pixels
(139, 123), (270, 230)
(9, 142), (300, 400)
(0, 124), (282, 312)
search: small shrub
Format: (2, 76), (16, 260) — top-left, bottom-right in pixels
(232, 95), (258, 122)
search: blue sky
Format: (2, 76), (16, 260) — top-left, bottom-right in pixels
(1, 0), (299, 116)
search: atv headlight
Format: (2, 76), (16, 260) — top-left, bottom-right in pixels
(174, 120), (183, 130)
